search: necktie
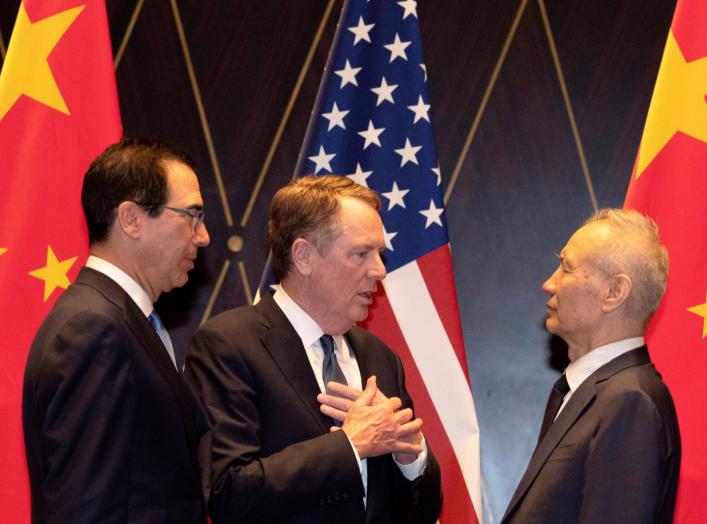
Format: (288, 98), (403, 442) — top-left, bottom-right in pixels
(148, 311), (178, 370)
(321, 334), (347, 390)
(537, 373), (570, 444)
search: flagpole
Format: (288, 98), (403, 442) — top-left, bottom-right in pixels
(290, 0), (352, 181)
(256, 0), (352, 297)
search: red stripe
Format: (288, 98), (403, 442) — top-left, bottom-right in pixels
(363, 287), (479, 524)
(416, 246), (472, 380)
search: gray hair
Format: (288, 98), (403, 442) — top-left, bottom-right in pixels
(584, 208), (669, 325)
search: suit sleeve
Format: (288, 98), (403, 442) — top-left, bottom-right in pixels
(387, 351), (443, 524)
(185, 324), (365, 523)
(579, 390), (670, 523)
(26, 311), (133, 523)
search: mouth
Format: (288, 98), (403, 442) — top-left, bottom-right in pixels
(357, 290), (375, 303)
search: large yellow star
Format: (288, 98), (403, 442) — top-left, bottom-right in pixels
(687, 291), (707, 339)
(28, 245), (78, 302)
(635, 31), (707, 178)
(0, 2), (84, 121)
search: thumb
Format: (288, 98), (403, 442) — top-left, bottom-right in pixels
(357, 375), (377, 406)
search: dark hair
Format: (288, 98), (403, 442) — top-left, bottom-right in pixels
(268, 175), (381, 280)
(81, 138), (195, 245)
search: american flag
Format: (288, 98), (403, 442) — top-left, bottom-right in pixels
(293, 0), (482, 521)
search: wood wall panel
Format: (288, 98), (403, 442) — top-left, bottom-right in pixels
(0, 1), (675, 520)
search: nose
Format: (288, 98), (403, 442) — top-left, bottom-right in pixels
(194, 222), (210, 246)
(369, 252), (387, 281)
(542, 267), (559, 294)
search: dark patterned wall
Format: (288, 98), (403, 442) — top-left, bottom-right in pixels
(0, 0), (675, 520)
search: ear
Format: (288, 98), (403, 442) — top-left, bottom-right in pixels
(291, 237), (314, 276)
(602, 273), (632, 313)
(116, 201), (144, 239)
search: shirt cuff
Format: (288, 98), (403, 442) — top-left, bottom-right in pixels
(343, 432), (363, 474)
(393, 435), (428, 480)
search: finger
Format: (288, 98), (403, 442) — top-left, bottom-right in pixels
(319, 403), (347, 422)
(396, 418), (424, 437)
(317, 392), (353, 412)
(330, 425), (342, 432)
(355, 375), (377, 406)
(385, 396), (403, 411)
(391, 407), (414, 424)
(324, 381), (362, 401)
(391, 441), (424, 456)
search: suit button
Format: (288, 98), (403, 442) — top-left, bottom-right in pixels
(320, 498), (326, 507)
(334, 492), (341, 502)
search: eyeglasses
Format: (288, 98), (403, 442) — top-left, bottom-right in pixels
(163, 206), (206, 232)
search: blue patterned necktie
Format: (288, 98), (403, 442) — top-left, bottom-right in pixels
(148, 311), (177, 370)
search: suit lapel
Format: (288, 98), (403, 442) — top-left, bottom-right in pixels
(75, 267), (204, 476)
(502, 346), (653, 521)
(345, 328), (371, 387)
(257, 295), (333, 432)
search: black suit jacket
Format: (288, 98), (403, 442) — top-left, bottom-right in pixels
(502, 347), (681, 524)
(23, 267), (209, 523)
(185, 293), (442, 523)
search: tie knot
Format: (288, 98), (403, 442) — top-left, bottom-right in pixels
(320, 334), (335, 356)
(554, 373), (570, 396)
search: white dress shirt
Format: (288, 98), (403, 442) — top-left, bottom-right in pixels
(556, 336), (645, 418)
(85, 256), (178, 369)
(273, 285), (427, 502)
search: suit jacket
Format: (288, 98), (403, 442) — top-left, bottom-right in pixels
(502, 347), (681, 524)
(23, 267), (209, 524)
(184, 293), (442, 524)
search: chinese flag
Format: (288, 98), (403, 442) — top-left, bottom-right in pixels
(0, 0), (121, 520)
(624, 0), (707, 521)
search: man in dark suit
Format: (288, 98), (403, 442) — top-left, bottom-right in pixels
(185, 175), (442, 523)
(23, 139), (211, 523)
(502, 208), (681, 523)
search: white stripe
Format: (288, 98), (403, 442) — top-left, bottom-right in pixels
(383, 260), (482, 523)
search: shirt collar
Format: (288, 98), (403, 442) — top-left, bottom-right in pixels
(272, 284), (346, 352)
(565, 336), (645, 393)
(86, 255), (153, 317)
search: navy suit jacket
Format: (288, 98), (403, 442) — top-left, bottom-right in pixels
(23, 267), (209, 523)
(185, 293), (442, 523)
(502, 347), (681, 524)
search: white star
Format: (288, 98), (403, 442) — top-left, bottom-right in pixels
(321, 102), (349, 131)
(420, 63), (427, 81)
(383, 225), (398, 251)
(346, 163), (373, 187)
(382, 181), (410, 210)
(407, 95), (430, 123)
(397, 0), (418, 19)
(308, 145), (335, 174)
(334, 60), (362, 88)
(419, 199), (444, 228)
(370, 77), (398, 106)
(384, 33), (411, 62)
(348, 16), (374, 45)
(358, 120), (385, 150)
(431, 165), (441, 186)
(394, 138), (422, 167)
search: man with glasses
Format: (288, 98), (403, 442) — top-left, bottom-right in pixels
(23, 138), (211, 523)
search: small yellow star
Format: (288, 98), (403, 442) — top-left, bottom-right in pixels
(635, 30), (707, 179)
(0, 248), (7, 256)
(687, 291), (707, 339)
(0, 2), (84, 121)
(28, 245), (78, 302)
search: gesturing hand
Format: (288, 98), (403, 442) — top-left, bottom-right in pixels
(319, 376), (423, 461)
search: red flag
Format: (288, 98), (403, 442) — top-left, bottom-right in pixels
(624, 1), (707, 521)
(0, 0), (121, 520)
